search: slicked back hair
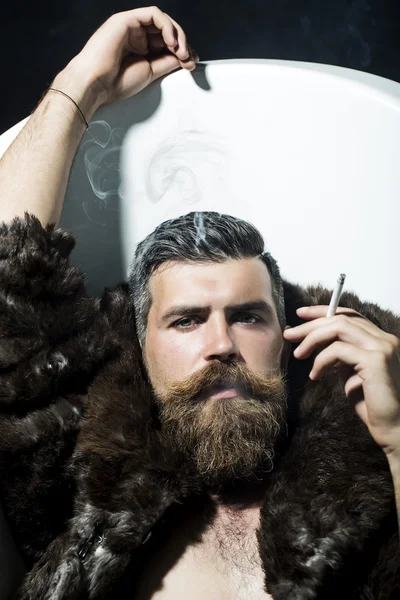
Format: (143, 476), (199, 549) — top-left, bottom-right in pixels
(128, 211), (286, 347)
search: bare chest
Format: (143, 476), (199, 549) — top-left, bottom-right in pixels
(133, 505), (273, 600)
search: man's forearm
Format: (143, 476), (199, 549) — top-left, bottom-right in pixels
(387, 450), (400, 532)
(0, 59), (104, 229)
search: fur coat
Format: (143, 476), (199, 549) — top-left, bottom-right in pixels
(0, 213), (399, 600)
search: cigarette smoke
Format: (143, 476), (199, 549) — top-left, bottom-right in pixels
(81, 121), (235, 251)
(83, 120), (124, 202)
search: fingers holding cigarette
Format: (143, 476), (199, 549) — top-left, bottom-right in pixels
(283, 274), (347, 365)
(283, 274), (380, 379)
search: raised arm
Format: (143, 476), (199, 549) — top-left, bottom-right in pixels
(0, 67), (102, 229)
(0, 6), (198, 229)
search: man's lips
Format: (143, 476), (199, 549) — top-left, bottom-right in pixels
(209, 388), (239, 400)
(194, 380), (249, 403)
(201, 381), (243, 401)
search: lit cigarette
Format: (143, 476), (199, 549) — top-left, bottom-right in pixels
(326, 274), (346, 317)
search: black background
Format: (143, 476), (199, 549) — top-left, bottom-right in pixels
(1, 0), (400, 135)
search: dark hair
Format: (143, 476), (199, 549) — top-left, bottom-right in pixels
(128, 211), (286, 347)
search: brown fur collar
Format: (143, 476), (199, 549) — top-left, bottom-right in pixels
(0, 214), (399, 599)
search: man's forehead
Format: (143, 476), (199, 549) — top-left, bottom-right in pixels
(149, 258), (273, 307)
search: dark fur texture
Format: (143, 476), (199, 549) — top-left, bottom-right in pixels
(0, 213), (399, 599)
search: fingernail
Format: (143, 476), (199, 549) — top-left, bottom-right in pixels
(297, 307), (309, 313)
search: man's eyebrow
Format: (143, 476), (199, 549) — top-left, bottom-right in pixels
(159, 300), (274, 325)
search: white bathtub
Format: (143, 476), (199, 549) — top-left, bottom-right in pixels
(1, 59), (399, 314)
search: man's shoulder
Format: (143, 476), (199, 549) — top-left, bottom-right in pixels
(98, 281), (139, 344)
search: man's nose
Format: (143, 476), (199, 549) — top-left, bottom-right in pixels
(203, 317), (238, 361)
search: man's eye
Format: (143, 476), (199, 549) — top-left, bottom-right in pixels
(174, 317), (197, 329)
(172, 313), (262, 329)
(238, 313), (261, 324)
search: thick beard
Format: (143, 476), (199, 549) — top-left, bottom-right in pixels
(150, 360), (289, 491)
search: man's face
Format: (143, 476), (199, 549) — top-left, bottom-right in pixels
(140, 258), (291, 490)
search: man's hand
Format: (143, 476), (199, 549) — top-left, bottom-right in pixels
(68, 6), (200, 107)
(284, 305), (400, 457)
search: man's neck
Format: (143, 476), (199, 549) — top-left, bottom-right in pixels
(208, 477), (269, 513)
